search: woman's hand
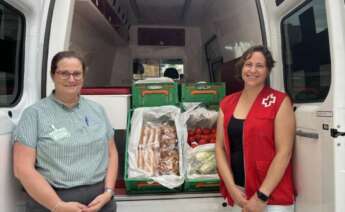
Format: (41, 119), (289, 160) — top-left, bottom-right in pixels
(228, 185), (248, 208)
(242, 193), (266, 212)
(55, 201), (88, 212)
(83, 192), (112, 212)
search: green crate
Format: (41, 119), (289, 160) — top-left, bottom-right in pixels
(132, 82), (179, 108)
(183, 178), (220, 192)
(180, 83), (222, 192)
(124, 109), (182, 194)
(181, 82), (225, 104)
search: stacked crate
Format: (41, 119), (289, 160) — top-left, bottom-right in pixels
(124, 82), (181, 194)
(125, 81), (226, 193)
(180, 82), (225, 106)
(181, 82), (225, 192)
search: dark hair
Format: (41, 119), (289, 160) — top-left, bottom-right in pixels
(235, 45), (275, 79)
(164, 67), (179, 79)
(50, 51), (86, 75)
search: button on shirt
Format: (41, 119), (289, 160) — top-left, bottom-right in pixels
(13, 94), (114, 188)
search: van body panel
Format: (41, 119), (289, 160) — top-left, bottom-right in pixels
(327, 0), (345, 211)
(116, 193), (228, 212)
(1, 0), (51, 211)
(261, 1), (329, 212)
(46, 0), (75, 95)
(261, 1), (345, 212)
(0, 112), (20, 212)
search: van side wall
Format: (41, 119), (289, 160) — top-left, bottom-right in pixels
(70, 9), (117, 87)
(200, 0), (262, 70)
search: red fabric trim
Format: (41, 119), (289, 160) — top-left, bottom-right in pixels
(81, 87), (130, 95)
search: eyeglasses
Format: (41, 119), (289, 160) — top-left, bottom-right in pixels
(55, 70), (83, 80)
(244, 62), (266, 71)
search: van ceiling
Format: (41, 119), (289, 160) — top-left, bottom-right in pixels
(129, 0), (209, 26)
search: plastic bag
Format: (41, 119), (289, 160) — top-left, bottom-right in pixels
(187, 144), (218, 179)
(180, 103), (219, 179)
(128, 105), (184, 189)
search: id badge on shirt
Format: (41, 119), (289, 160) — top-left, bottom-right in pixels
(49, 125), (71, 141)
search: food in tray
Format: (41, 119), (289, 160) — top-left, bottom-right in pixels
(187, 127), (217, 148)
(137, 123), (179, 177)
(188, 149), (217, 175)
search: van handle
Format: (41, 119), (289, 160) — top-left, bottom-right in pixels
(296, 130), (319, 139)
(191, 90), (217, 95)
(142, 90), (169, 96)
(195, 182), (219, 188)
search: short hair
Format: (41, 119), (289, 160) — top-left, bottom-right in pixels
(164, 67), (179, 79)
(235, 45), (276, 79)
(50, 51), (86, 75)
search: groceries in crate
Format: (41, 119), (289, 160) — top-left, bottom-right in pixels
(188, 147), (217, 175)
(137, 122), (179, 177)
(187, 127), (217, 147)
(181, 103), (219, 180)
(182, 103), (218, 148)
(127, 105), (184, 190)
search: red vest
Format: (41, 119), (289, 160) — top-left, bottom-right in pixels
(219, 86), (295, 205)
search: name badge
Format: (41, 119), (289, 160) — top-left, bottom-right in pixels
(49, 125), (71, 141)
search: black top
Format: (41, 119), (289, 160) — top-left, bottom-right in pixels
(228, 116), (245, 187)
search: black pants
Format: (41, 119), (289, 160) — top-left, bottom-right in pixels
(25, 182), (116, 212)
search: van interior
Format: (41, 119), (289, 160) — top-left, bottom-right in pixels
(70, 0), (255, 91)
(66, 0), (332, 200)
(69, 0), (258, 194)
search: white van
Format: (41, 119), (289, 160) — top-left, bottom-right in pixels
(1, 0), (345, 211)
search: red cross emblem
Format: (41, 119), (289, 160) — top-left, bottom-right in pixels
(262, 93), (276, 107)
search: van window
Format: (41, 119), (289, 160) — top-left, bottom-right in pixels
(0, 2), (24, 107)
(281, 0), (330, 103)
(133, 58), (184, 80)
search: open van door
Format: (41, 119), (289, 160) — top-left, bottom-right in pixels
(0, 112), (18, 211)
(327, 1), (345, 212)
(1, 0), (53, 211)
(258, 0), (345, 211)
(0, 2), (27, 211)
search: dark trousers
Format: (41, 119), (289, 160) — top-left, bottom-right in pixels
(25, 182), (116, 212)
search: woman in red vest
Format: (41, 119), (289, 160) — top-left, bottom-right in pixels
(215, 45), (295, 212)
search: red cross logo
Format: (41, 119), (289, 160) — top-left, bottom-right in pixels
(262, 93), (276, 107)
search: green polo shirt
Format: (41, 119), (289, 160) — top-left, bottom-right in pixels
(13, 94), (114, 188)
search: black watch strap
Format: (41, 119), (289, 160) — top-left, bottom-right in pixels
(256, 190), (270, 202)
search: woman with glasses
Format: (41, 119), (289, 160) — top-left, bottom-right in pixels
(215, 45), (296, 212)
(13, 51), (118, 212)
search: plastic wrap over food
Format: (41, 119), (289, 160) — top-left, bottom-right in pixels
(182, 103), (218, 129)
(186, 144), (219, 179)
(134, 77), (174, 84)
(128, 105), (184, 189)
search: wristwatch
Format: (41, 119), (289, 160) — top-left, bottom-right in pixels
(256, 190), (270, 202)
(104, 188), (115, 197)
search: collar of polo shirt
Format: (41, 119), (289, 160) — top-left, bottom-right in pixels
(50, 90), (81, 110)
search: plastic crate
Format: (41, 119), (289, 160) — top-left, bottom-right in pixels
(183, 178), (220, 192)
(181, 82), (224, 192)
(181, 82), (225, 104)
(132, 82), (178, 108)
(183, 147), (220, 192)
(124, 109), (182, 194)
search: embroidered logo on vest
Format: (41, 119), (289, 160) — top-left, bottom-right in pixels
(262, 93), (276, 107)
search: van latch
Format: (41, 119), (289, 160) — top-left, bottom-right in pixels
(330, 128), (345, 138)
